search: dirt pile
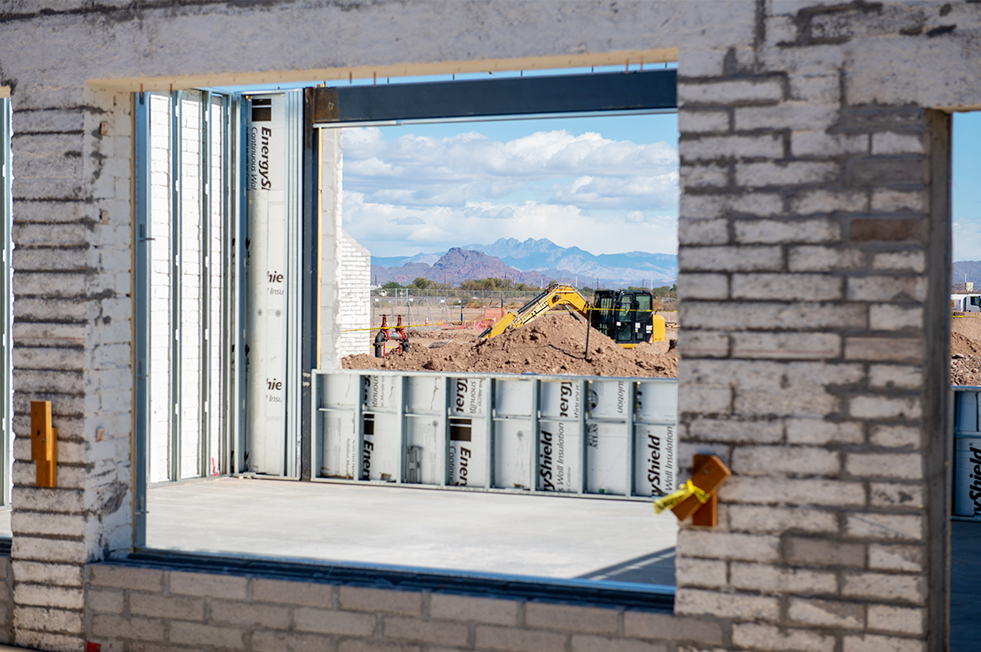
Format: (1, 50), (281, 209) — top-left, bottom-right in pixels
(342, 313), (678, 378)
(951, 314), (981, 385)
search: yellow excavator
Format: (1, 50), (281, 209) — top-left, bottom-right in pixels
(478, 283), (666, 348)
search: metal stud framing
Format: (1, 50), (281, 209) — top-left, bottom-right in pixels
(0, 98), (11, 506)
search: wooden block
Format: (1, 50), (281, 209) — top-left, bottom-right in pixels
(671, 454), (731, 522)
(36, 427), (57, 488)
(691, 455), (718, 527)
(30, 401), (51, 462)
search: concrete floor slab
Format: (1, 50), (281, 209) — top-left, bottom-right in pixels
(146, 477), (678, 584)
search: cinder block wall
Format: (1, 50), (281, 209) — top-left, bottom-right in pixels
(337, 230), (371, 359)
(0, 1), (975, 651)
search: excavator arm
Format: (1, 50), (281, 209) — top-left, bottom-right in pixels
(478, 284), (590, 341)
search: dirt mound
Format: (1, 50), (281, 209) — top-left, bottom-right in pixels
(342, 313), (678, 378)
(952, 315), (981, 385)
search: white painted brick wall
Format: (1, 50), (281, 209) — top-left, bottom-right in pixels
(336, 230), (370, 359)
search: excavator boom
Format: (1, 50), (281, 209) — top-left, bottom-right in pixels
(478, 284), (589, 341)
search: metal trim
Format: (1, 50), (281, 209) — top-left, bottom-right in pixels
(132, 92), (151, 547)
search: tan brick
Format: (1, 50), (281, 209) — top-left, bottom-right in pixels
(129, 592), (204, 621)
(571, 635), (668, 652)
(170, 621), (245, 649)
(88, 564), (163, 592)
(169, 571), (248, 599)
(867, 604), (924, 636)
(674, 589), (779, 622)
(293, 608), (376, 636)
(733, 623), (835, 652)
(622, 612), (722, 645)
(210, 599), (290, 629)
(525, 602), (620, 634)
(788, 598), (864, 628)
(475, 624), (568, 652)
(252, 578), (333, 607)
(428, 593), (518, 625)
(383, 616), (469, 647)
(339, 586), (423, 615)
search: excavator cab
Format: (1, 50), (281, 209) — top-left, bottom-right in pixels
(590, 290), (665, 347)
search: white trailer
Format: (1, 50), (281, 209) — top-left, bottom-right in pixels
(952, 293), (981, 312)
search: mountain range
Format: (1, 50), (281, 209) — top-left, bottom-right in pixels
(371, 238), (678, 288)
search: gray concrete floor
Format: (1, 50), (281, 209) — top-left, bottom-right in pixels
(146, 477), (678, 584)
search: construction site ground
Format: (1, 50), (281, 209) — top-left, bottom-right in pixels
(949, 313), (981, 385)
(344, 311), (679, 377)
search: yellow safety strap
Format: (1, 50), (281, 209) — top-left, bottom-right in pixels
(653, 479), (711, 514)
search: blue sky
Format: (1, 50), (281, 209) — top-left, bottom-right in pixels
(953, 112), (981, 262)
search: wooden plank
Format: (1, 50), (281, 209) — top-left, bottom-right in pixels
(672, 454), (730, 522)
(691, 455), (718, 527)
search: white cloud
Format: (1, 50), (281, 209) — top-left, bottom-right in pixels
(341, 126), (679, 256)
(953, 218), (981, 262)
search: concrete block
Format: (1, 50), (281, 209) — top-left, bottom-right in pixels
(87, 564), (163, 593)
(731, 445), (840, 477)
(293, 608), (376, 636)
(871, 132), (925, 155)
(677, 49), (729, 78)
(677, 386), (732, 414)
(870, 483), (925, 511)
(842, 572), (925, 605)
(848, 156), (927, 188)
(252, 578), (333, 608)
(339, 586), (423, 615)
(475, 624), (568, 652)
(129, 592), (205, 621)
(846, 513), (923, 542)
(677, 331), (729, 358)
(253, 631), (334, 652)
(737, 161), (838, 188)
(786, 418), (863, 445)
(680, 134), (783, 161)
(869, 304), (922, 331)
(168, 570), (248, 600)
(681, 301), (866, 330)
(675, 558), (725, 588)
(871, 190), (926, 213)
(679, 246), (783, 272)
(570, 635), (668, 652)
(867, 604), (924, 636)
(732, 273), (844, 301)
(850, 218), (925, 243)
(12, 537), (86, 565)
(678, 79), (784, 104)
(677, 218), (728, 246)
(845, 453), (922, 481)
(428, 593), (519, 626)
(169, 621), (246, 649)
(788, 246), (865, 272)
(210, 599), (290, 629)
(791, 131), (868, 157)
(732, 623), (835, 652)
(729, 562), (837, 596)
(735, 102), (839, 131)
(784, 537), (866, 568)
(680, 164), (728, 189)
(791, 189), (868, 215)
(677, 530), (779, 562)
(845, 338), (924, 364)
(728, 504), (838, 534)
(11, 561), (81, 588)
(683, 417), (783, 443)
(789, 74), (840, 104)
(674, 588), (779, 622)
(678, 110), (730, 134)
(734, 219), (839, 244)
(92, 614), (166, 645)
(338, 640), (423, 652)
(731, 332), (840, 360)
(842, 633), (924, 652)
(848, 395), (922, 420)
(868, 544), (925, 572)
(622, 612), (723, 645)
(85, 588), (124, 614)
(382, 616), (470, 647)
(870, 425), (921, 449)
(682, 191), (784, 218)
(872, 251), (925, 273)
(724, 477), (865, 508)
(677, 273), (728, 300)
(525, 602), (620, 634)
(788, 598), (864, 628)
